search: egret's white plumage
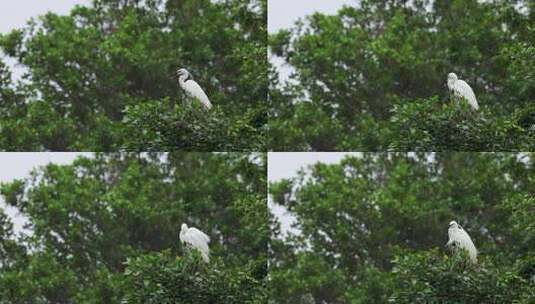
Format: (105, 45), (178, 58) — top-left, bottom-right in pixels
(446, 221), (477, 263)
(176, 68), (213, 110)
(447, 73), (479, 110)
(180, 223), (211, 262)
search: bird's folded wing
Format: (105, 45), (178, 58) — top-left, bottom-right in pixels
(451, 228), (477, 263)
(455, 80), (478, 109)
(184, 80), (212, 108)
(457, 229), (476, 252)
(189, 227), (210, 243)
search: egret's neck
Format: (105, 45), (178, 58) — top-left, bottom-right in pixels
(178, 75), (188, 87)
(447, 79), (455, 90)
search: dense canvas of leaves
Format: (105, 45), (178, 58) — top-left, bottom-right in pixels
(0, 153), (267, 303)
(269, 153), (535, 303)
(0, 0), (267, 151)
(123, 250), (267, 303)
(269, 0), (535, 151)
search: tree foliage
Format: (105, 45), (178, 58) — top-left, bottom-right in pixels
(269, 153), (535, 303)
(123, 250), (267, 303)
(0, 153), (267, 303)
(269, 0), (535, 151)
(0, 0), (267, 151)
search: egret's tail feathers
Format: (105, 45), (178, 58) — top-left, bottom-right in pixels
(469, 250), (478, 264)
(200, 99), (213, 110)
(469, 99), (479, 111)
(201, 251), (210, 263)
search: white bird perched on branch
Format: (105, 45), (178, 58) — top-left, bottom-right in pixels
(180, 223), (211, 263)
(446, 220), (477, 263)
(175, 68), (213, 110)
(447, 73), (479, 111)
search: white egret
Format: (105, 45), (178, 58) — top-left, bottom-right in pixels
(175, 68), (213, 110)
(180, 223), (211, 263)
(446, 220), (477, 263)
(447, 73), (479, 110)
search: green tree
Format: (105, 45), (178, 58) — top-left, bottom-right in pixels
(0, 0), (267, 151)
(123, 250), (267, 303)
(269, 153), (535, 303)
(0, 153), (267, 303)
(269, 0), (535, 151)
